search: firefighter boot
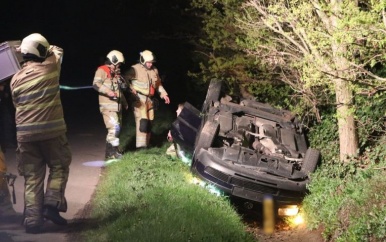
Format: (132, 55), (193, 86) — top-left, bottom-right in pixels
(105, 143), (123, 160)
(43, 206), (67, 225)
(112, 146), (123, 159)
(105, 143), (114, 160)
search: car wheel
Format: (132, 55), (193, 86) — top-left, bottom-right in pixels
(301, 148), (320, 175)
(193, 121), (219, 158)
(201, 79), (222, 113)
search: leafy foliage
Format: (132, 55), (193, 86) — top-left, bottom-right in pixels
(303, 153), (386, 241)
(355, 93), (386, 148)
(307, 111), (340, 163)
(188, 0), (277, 100)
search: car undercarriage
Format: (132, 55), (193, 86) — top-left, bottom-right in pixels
(170, 79), (320, 209)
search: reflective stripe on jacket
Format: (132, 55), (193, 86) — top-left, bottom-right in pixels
(10, 46), (67, 142)
(93, 65), (127, 112)
(130, 63), (168, 98)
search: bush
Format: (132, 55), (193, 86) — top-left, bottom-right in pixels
(303, 138), (386, 241)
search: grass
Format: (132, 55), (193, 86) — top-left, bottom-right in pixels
(75, 103), (254, 241)
(79, 145), (255, 242)
(302, 143), (386, 241)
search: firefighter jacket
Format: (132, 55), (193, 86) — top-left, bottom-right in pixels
(10, 46), (66, 143)
(126, 63), (168, 98)
(93, 65), (127, 112)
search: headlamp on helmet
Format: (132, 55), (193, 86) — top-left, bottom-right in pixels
(139, 50), (155, 65)
(107, 50), (125, 66)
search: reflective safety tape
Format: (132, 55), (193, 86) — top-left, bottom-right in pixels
(14, 85), (59, 103)
(12, 71), (59, 94)
(16, 99), (61, 111)
(16, 119), (66, 132)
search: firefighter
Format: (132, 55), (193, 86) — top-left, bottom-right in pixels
(124, 50), (170, 149)
(10, 33), (72, 233)
(93, 50), (127, 160)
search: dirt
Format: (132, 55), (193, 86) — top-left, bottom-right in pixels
(230, 198), (325, 242)
(245, 219), (325, 242)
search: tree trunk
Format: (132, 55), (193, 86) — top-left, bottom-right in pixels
(330, 0), (359, 162)
(331, 35), (359, 162)
(334, 77), (358, 161)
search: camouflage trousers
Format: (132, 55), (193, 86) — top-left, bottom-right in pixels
(0, 149), (14, 216)
(133, 95), (154, 148)
(101, 110), (121, 147)
(16, 135), (72, 227)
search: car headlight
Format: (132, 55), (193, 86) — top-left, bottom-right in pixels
(278, 205), (299, 216)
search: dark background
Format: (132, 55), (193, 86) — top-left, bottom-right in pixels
(0, 1), (194, 83)
(0, 0), (196, 145)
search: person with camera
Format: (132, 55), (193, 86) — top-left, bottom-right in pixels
(10, 33), (72, 233)
(93, 50), (127, 160)
(123, 50), (170, 149)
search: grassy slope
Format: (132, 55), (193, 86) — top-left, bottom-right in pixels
(80, 146), (255, 242)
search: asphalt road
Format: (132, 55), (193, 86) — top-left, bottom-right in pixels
(0, 89), (106, 242)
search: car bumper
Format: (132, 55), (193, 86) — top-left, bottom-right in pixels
(192, 148), (307, 205)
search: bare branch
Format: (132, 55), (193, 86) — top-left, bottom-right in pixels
(245, 0), (310, 55)
(350, 62), (386, 82)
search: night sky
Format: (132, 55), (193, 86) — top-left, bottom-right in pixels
(1, 1), (195, 126)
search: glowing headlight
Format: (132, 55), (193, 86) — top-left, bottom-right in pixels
(278, 205), (299, 216)
(293, 214), (304, 225)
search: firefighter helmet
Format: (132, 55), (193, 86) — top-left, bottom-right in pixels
(107, 50), (125, 65)
(139, 50), (155, 64)
(20, 33), (50, 59)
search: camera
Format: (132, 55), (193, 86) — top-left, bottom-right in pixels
(0, 41), (23, 84)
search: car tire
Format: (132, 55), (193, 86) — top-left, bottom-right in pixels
(301, 148), (320, 175)
(201, 79), (222, 113)
(193, 121), (219, 160)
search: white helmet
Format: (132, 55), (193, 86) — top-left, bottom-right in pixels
(20, 33), (50, 59)
(140, 50), (155, 64)
(107, 50), (125, 65)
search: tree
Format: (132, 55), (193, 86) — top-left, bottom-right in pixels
(189, 0), (278, 100)
(235, 0), (386, 161)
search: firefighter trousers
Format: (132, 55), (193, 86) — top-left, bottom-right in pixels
(101, 110), (121, 147)
(16, 135), (72, 227)
(133, 94), (154, 148)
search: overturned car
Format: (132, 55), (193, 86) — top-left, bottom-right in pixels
(170, 79), (320, 211)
